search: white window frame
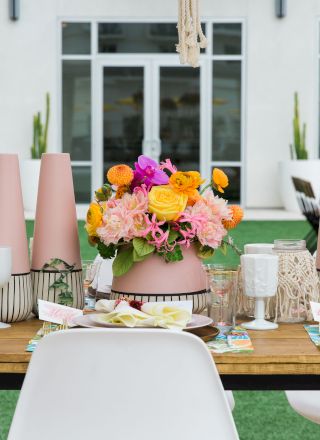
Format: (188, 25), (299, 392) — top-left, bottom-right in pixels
(58, 17), (246, 206)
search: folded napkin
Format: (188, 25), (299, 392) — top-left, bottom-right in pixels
(207, 327), (254, 353)
(141, 302), (192, 329)
(95, 299), (117, 313)
(95, 302), (155, 328)
(95, 299), (192, 330)
(304, 325), (320, 349)
(90, 256), (113, 294)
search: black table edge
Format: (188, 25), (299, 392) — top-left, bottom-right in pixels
(0, 373), (320, 391)
(221, 374), (320, 390)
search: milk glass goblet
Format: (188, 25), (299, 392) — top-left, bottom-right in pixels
(0, 247), (12, 329)
(240, 254), (279, 330)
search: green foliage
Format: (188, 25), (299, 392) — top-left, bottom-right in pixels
(41, 258), (75, 307)
(97, 240), (116, 259)
(197, 244), (215, 259)
(291, 92), (308, 160)
(132, 237), (155, 257)
(159, 244), (183, 263)
(31, 92), (50, 159)
(112, 247), (134, 276)
(219, 241), (228, 256)
(57, 291), (74, 306)
(133, 249), (149, 262)
(167, 229), (180, 243)
(95, 184), (112, 202)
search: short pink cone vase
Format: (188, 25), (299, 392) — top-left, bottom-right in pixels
(0, 154), (32, 322)
(31, 153), (83, 312)
(111, 245), (208, 313)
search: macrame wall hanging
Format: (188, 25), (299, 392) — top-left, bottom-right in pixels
(176, 0), (207, 67)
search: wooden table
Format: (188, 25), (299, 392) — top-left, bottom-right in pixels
(0, 319), (319, 390)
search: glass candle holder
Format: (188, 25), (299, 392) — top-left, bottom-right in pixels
(272, 239), (316, 322)
(203, 264), (238, 327)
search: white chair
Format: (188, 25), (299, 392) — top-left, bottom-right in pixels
(9, 329), (239, 440)
(285, 391), (320, 424)
(226, 390), (235, 411)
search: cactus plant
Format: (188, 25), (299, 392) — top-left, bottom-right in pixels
(31, 93), (50, 159)
(290, 92), (308, 160)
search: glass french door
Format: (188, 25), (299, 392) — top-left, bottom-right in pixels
(93, 57), (203, 190)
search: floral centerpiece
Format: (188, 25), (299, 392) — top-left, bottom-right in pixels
(85, 155), (243, 312)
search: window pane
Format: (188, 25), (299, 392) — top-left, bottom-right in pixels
(160, 67), (200, 170)
(62, 22), (91, 55)
(72, 166), (91, 203)
(213, 23), (242, 55)
(212, 166), (241, 203)
(103, 67), (143, 174)
(212, 61), (241, 161)
(62, 61), (91, 161)
(98, 23), (178, 53)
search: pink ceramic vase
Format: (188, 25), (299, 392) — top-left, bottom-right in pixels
(31, 153), (83, 312)
(0, 154), (32, 322)
(111, 245), (207, 313)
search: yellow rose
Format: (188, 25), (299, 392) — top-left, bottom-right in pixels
(148, 185), (188, 221)
(85, 202), (103, 237)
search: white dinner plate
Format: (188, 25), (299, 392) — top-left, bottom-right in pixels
(73, 313), (212, 330)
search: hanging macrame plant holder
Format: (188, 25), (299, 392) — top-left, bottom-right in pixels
(176, 0), (207, 67)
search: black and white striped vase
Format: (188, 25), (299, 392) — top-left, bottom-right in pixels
(110, 289), (208, 314)
(0, 273), (33, 323)
(32, 269), (84, 315)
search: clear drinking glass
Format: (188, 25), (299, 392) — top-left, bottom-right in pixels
(203, 264), (238, 328)
(82, 260), (100, 310)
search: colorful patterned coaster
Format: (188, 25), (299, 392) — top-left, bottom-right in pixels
(26, 322), (68, 352)
(206, 326), (254, 353)
(304, 324), (320, 349)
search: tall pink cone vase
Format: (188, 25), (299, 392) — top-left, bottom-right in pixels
(0, 154), (32, 322)
(111, 246), (208, 313)
(317, 230), (320, 272)
(31, 153), (84, 313)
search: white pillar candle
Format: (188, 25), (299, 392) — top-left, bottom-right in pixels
(244, 243), (274, 255)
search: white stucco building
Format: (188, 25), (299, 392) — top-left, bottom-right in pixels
(0, 0), (319, 209)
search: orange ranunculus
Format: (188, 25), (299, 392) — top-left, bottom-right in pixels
(107, 164), (134, 186)
(169, 171), (205, 196)
(187, 189), (201, 206)
(85, 202), (103, 237)
(212, 168), (229, 193)
(222, 205), (243, 230)
(115, 185), (129, 199)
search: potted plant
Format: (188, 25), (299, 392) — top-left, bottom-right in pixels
(85, 155), (243, 313)
(21, 93), (50, 212)
(279, 92), (320, 212)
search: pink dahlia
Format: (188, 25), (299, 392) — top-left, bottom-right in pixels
(201, 188), (231, 220)
(97, 190), (149, 245)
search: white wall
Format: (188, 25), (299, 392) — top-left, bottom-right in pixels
(0, 0), (319, 207)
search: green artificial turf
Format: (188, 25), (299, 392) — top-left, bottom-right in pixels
(1, 220), (320, 439)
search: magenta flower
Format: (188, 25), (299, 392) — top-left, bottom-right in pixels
(132, 155), (169, 188)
